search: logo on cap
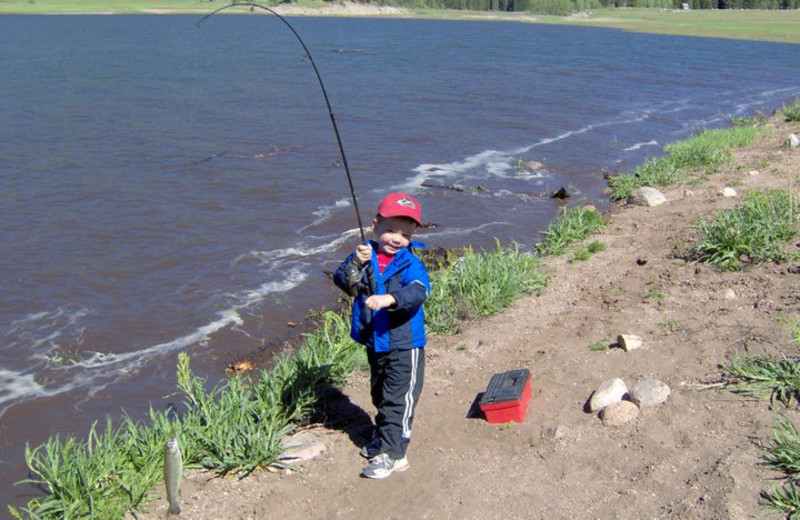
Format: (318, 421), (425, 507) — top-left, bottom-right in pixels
(395, 197), (417, 209)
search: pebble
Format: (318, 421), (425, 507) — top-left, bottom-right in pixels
(630, 378), (671, 407)
(600, 400), (640, 426)
(589, 378), (628, 412)
(721, 187), (737, 197)
(617, 334), (643, 352)
(628, 187), (667, 207)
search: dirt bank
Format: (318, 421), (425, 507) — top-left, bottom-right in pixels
(132, 112), (800, 520)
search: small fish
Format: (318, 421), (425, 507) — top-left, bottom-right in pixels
(164, 437), (183, 516)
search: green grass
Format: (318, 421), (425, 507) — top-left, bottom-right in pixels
(534, 206), (605, 256)
(537, 8), (800, 44)
(689, 189), (799, 271)
(587, 340), (608, 352)
(608, 124), (767, 201)
(784, 100), (800, 122)
(721, 354), (800, 407)
(571, 240), (606, 262)
(761, 418), (800, 519)
(425, 240), (549, 333)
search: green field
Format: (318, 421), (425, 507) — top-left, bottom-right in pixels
(1, 1), (799, 44)
(540, 8), (800, 43)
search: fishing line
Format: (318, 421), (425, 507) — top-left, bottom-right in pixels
(195, 2), (368, 243)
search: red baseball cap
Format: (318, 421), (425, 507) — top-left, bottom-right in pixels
(376, 193), (423, 226)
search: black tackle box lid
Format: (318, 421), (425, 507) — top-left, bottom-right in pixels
(479, 368), (531, 405)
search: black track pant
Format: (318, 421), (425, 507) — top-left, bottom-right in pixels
(367, 347), (425, 460)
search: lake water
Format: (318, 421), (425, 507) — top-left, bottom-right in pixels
(1, 12), (798, 509)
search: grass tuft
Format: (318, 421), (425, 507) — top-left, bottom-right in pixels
(783, 99), (800, 122)
(608, 124), (766, 201)
(689, 189), (799, 271)
(425, 241), (548, 333)
(534, 206), (605, 256)
(721, 354), (800, 407)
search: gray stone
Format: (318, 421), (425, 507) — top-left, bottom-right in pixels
(721, 187), (737, 198)
(617, 334), (643, 352)
(787, 133), (800, 149)
(628, 187), (667, 207)
(589, 378), (628, 412)
(630, 378), (671, 407)
(600, 400), (640, 426)
(278, 432), (326, 464)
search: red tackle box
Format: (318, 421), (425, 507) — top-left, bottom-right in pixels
(478, 369), (532, 424)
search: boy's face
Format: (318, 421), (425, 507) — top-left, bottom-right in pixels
(372, 216), (416, 255)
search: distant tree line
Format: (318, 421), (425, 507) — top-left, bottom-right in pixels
(357, 0), (799, 13)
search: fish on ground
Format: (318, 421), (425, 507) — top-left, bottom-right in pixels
(164, 437), (183, 516)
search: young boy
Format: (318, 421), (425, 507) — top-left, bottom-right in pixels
(333, 192), (430, 479)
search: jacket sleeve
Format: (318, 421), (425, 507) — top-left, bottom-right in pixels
(389, 259), (430, 311)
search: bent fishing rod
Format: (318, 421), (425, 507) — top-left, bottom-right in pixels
(196, 3), (375, 296)
(196, 2), (368, 244)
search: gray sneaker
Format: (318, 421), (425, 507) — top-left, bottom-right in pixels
(362, 453), (409, 479)
(359, 437), (382, 459)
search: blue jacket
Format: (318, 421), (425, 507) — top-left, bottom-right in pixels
(334, 241), (430, 353)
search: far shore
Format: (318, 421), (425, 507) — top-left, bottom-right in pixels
(2, 2), (799, 44)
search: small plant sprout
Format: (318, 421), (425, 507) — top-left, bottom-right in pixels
(588, 341), (608, 352)
(659, 318), (680, 333)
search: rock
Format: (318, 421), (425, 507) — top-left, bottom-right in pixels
(278, 432), (326, 464)
(524, 160), (545, 170)
(617, 334), (643, 351)
(628, 187), (666, 207)
(721, 187), (737, 197)
(589, 378), (629, 412)
(787, 133), (800, 149)
(630, 379), (671, 407)
(600, 400), (640, 426)
(551, 186), (570, 199)
(749, 170), (760, 176)
(722, 288), (737, 300)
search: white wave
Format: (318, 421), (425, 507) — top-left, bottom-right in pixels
(422, 221), (512, 239)
(624, 140), (659, 151)
(236, 227), (364, 266)
(299, 198), (352, 231)
(231, 268), (308, 309)
(402, 115), (649, 191)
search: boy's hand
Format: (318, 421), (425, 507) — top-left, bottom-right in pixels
(355, 244), (372, 265)
(365, 294), (395, 310)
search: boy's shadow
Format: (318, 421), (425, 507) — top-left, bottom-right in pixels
(311, 386), (375, 447)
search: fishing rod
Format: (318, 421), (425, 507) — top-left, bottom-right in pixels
(196, 2), (368, 244)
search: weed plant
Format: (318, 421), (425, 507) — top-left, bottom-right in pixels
(425, 241), (548, 333)
(762, 417), (800, 518)
(534, 206), (605, 256)
(571, 240), (606, 262)
(608, 125), (766, 200)
(783, 100), (800, 122)
(690, 189), (799, 271)
(721, 354), (800, 407)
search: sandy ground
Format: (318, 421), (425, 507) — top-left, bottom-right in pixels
(129, 113), (800, 520)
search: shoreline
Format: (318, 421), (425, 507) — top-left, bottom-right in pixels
(2, 3), (799, 44)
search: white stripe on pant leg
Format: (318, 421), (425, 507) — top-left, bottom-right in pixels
(402, 348), (419, 439)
